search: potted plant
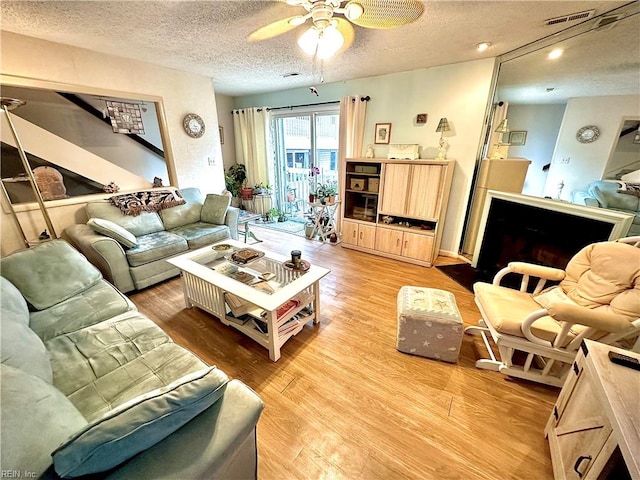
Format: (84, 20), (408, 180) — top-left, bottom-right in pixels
(224, 164), (247, 200)
(265, 207), (278, 222)
(254, 182), (272, 195)
(325, 182), (338, 204)
(277, 210), (288, 222)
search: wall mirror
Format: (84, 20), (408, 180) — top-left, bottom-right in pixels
(461, 2), (640, 255)
(0, 83), (170, 205)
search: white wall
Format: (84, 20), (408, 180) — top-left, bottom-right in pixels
(234, 59), (496, 257)
(1, 31), (225, 255)
(215, 93), (237, 171)
(506, 104), (565, 196)
(545, 95), (640, 200)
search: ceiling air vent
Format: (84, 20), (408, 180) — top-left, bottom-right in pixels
(544, 10), (594, 26)
(282, 72), (300, 78)
(594, 14), (623, 31)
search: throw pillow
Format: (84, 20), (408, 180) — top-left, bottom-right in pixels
(617, 182), (640, 197)
(201, 193), (231, 225)
(87, 218), (137, 248)
(52, 366), (230, 478)
(1, 365), (88, 478)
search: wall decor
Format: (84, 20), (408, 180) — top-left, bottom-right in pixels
(183, 113), (205, 138)
(576, 125), (600, 143)
(509, 130), (527, 146)
(219, 126), (224, 144)
(416, 113), (427, 124)
(375, 123), (391, 144)
(106, 101), (145, 134)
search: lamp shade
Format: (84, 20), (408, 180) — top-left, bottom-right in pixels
(298, 24), (344, 59)
(495, 118), (510, 133)
(435, 118), (450, 132)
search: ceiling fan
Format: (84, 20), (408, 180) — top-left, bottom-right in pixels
(249, 0), (425, 59)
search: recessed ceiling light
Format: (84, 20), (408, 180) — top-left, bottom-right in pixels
(476, 42), (491, 52)
(548, 48), (563, 59)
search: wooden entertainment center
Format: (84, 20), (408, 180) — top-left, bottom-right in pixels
(341, 158), (454, 267)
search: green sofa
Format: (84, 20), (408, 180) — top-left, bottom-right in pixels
(573, 180), (640, 235)
(63, 188), (240, 293)
(0, 240), (263, 479)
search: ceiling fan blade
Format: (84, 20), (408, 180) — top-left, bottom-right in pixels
(334, 18), (355, 53)
(349, 0), (424, 29)
(248, 16), (304, 42)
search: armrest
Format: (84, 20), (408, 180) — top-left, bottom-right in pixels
(507, 262), (566, 281)
(546, 302), (634, 333)
(63, 224), (135, 293)
(493, 262), (566, 293)
(105, 380), (264, 480)
(225, 206), (240, 241)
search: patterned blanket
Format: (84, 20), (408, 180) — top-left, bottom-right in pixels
(110, 189), (186, 216)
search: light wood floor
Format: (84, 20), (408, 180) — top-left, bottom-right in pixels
(130, 227), (559, 480)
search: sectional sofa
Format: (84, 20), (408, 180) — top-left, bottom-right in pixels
(64, 187), (240, 293)
(1, 239), (263, 479)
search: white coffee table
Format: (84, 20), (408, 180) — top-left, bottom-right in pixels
(168, 240), (330, 361)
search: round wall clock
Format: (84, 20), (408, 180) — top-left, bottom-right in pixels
(576, 125), (600, 143)
(183, 113), (205, 138)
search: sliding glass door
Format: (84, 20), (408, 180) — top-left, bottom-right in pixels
(272, 108), (339, 219)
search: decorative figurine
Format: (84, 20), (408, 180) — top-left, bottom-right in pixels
(365, 145), (375, 158)
(103, 181), (120, 193)
(38, 229), (50, 240)
(153, 176), (164, 187)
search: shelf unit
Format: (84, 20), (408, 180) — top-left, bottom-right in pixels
(341, 158), (454, 267)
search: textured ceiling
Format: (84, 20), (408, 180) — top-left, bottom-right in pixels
(1, 0), (637, 102)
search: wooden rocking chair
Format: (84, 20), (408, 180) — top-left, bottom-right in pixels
(465, 237), (640, 387)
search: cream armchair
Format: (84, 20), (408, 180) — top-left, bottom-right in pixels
(465, 238), (640, 387)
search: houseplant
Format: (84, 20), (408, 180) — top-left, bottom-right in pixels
(224, 164), (247, 199)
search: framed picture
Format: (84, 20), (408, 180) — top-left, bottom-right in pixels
(375, 123), (392, 144)
(509, 130), (527, 146)
(219, 126), (224, 144)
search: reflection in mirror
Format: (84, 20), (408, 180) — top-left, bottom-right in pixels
(0, 85), (168, 204)
(461, 3), (639, 255)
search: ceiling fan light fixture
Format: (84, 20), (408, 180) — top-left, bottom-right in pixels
(344, 2), (364, 21)
(289, 15), (307, 26)
(548, 48), (563, 60)
(298, 24), (344, 59)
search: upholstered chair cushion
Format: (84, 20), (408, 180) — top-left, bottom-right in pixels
(561, 241), (640, 322)
(87, 217), (137, 248)
(0, 278), (53, 382)
(159, 188), (204, 230)
(0, 240), (102, 310)
(1, 365), (88, 478)
(0, 276), (29, 325)
(201, 193), (231, 225)
(86, 201), (165, 237)
(52, 366), (230, 478)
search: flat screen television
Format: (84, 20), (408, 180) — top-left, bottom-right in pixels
(472, 191), (634, 278)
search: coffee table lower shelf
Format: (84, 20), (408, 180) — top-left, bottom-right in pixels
(180, 272), (320, 361)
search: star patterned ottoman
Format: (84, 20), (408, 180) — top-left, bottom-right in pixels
(396, 286), (463, 363)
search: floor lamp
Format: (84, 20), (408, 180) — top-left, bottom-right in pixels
(1, 97), (58, 246)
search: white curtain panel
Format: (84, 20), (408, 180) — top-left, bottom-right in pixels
(232, 107), (273, 189)
(338, 95), (367, 232)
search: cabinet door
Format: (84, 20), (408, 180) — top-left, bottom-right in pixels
(358, 224), (377, 249)
(380, 164), (411, 215)
(407, 164), (444, 219)
(342, 220), (359, 246)
(401, 231), (434, 263)
(375, 227), (403, 255)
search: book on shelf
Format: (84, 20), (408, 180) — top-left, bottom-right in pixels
(276, 299), (300, 319)
(225, 310), (251, 326)
(225, 292), (257, 317)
